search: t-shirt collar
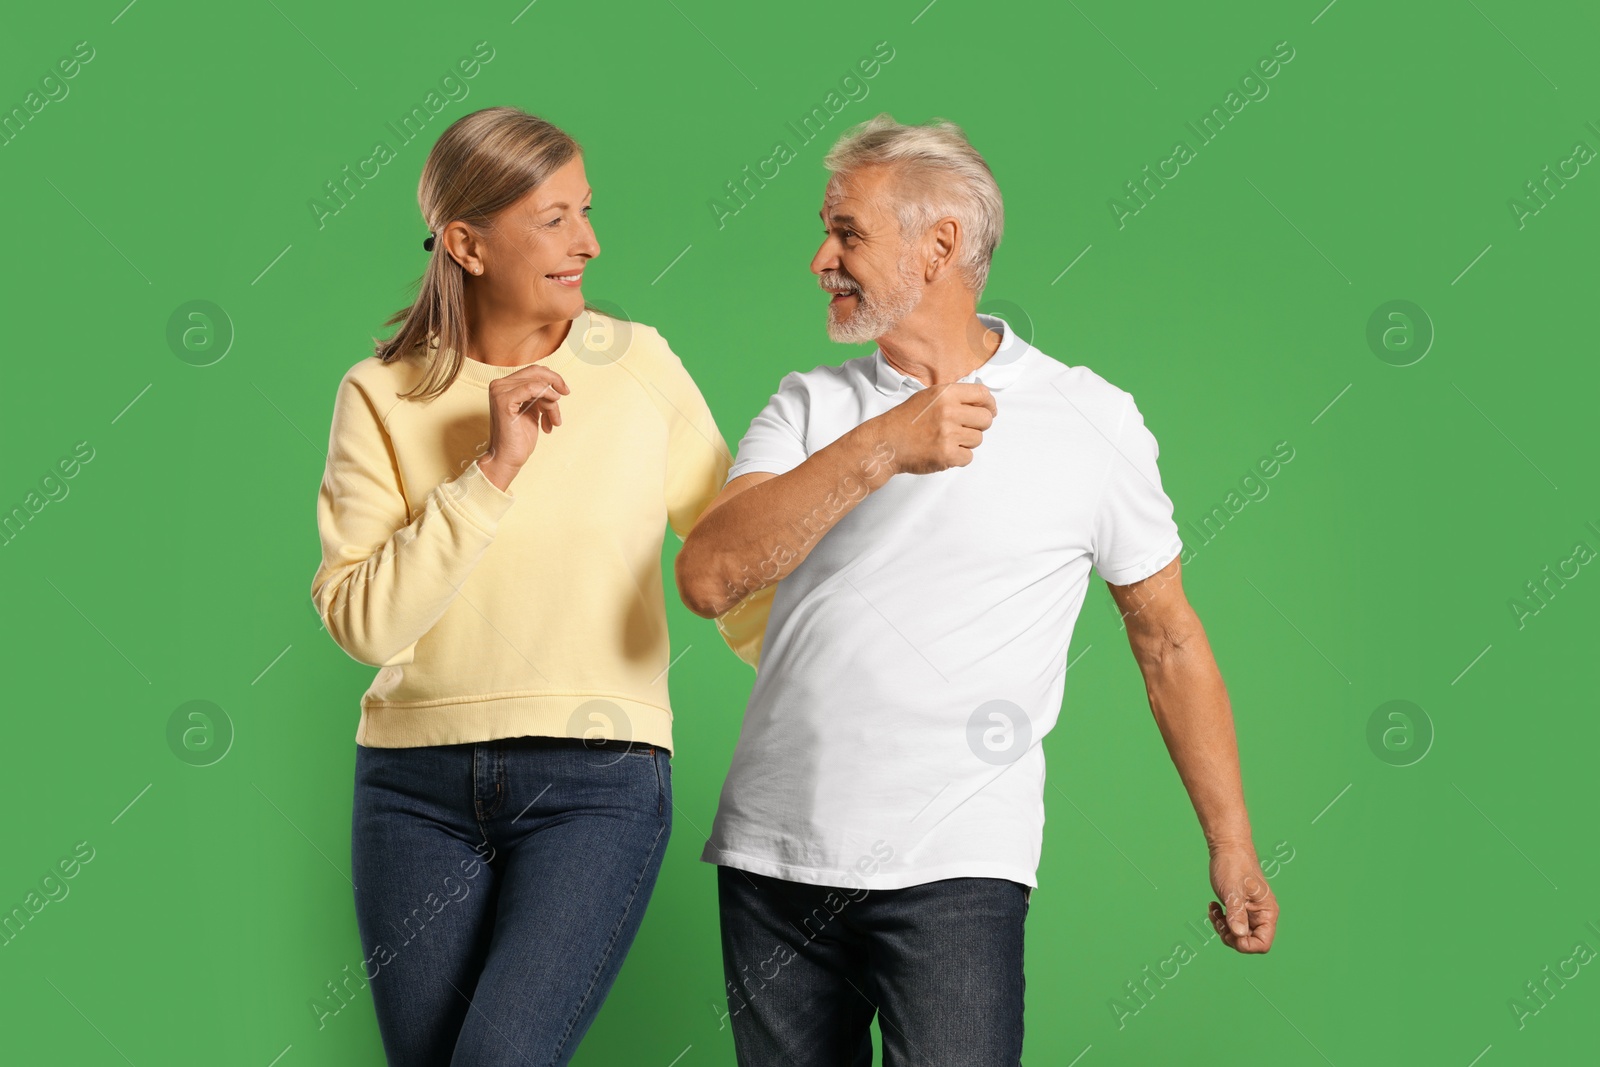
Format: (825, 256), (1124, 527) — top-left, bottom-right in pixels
(870, 313), (1029, 395)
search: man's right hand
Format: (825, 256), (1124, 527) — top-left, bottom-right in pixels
(873, 381), (996, 476)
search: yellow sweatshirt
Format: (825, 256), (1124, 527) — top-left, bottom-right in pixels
(310, 309), (771, 751)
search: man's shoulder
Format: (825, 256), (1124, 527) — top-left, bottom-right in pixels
(1027, 348), (1137, 411)
(799, 350), (877, 383)
(761, 350), (877, 397)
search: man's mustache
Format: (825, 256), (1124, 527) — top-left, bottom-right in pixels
(819, 270), (862, 295)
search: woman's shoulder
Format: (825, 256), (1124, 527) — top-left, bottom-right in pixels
(582, 309), (703, 384)
(322, 351), (434, 440)
(578, 308), (664, 364)
(336, 347), (429, 395)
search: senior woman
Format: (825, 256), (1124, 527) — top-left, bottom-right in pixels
(310, 106), (768, 1066)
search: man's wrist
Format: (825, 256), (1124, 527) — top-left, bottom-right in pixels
(1204, 821), (1256, 855)
(847, 420), (900, 485)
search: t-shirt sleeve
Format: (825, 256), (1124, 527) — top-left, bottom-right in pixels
(310, 370), (516, 668)
(726, 370), (810, 483)
(1089, 390), (1185, 586)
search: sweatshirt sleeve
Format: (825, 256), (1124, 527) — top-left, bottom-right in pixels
(310, 369), (516, 668)
(648, 329), (772, 671)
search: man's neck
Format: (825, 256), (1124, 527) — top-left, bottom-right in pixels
(877, 309), (1002, 387)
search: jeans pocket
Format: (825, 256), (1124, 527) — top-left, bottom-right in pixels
(653, 750), (670, 819)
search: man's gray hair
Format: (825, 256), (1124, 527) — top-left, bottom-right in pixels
(823, 114), (1004, 295)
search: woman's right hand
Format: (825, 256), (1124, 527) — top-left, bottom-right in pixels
(477, 365), (570, 492)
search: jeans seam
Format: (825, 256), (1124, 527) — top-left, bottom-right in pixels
(490, 745), (507, 819)
(470, 743), (495, 843)
(546, 816), (668, 1065)
(653, 749), (664, 816)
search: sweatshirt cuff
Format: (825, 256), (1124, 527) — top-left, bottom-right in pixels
(714, 583), (774, 671)
(443, 458), (516, 532)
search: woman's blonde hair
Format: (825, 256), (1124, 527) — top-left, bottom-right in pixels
(376, 106), (582, 401)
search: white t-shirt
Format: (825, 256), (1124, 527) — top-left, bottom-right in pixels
(700, 315), (1185, 889)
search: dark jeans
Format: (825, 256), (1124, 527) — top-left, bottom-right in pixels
(717, 866), (1029, 1067)
(351, 735), (670, 1066)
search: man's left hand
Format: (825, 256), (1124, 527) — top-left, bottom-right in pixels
(1207, 845), (1278, 954)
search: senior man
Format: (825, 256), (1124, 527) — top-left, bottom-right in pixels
(678, 114), (1278, 1066)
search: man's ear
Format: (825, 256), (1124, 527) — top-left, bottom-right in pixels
(927, 217), (960, 283)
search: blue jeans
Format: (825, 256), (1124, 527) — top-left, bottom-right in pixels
(717, 866), (1029, 1066)
(351, 735), (671, 1066)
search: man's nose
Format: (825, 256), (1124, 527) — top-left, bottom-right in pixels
(810, 241), (838, 276)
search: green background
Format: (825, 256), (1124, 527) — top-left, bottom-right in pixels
(2, 0), (1596, 1063)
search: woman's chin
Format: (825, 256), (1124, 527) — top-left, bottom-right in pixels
(530, 287), (586, 320)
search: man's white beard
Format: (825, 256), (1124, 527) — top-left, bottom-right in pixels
(825, 262), (924, 345)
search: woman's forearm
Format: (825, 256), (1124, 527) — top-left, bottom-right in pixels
(313, 459), (513, 667)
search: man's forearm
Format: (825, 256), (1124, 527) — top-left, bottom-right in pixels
(1139, 634), (1254, 852)
(679, 422), (897, 618)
